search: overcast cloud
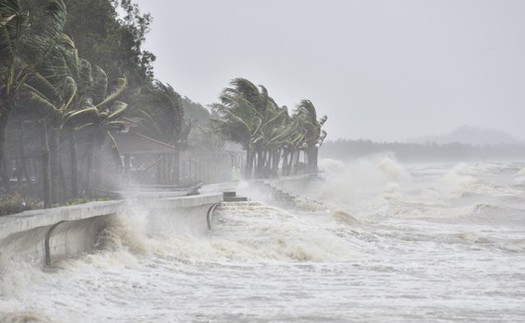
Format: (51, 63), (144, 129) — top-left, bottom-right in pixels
(136, 0), (525, 141)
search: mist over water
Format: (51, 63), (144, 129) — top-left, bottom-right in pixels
(1, 158), (525, 322)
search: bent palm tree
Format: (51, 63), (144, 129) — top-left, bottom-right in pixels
(212, 78), (282, 178)
(18, 32), (81, 205)
(63, 66), (127, 193)
(295, 99), (327, 173)
(211, 96), (263, 178)
(136, 81), (185, 184)
(0, 0), (67, 192)
(21, 72), (77, 207)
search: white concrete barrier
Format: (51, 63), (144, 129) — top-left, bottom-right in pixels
(0, 193), (222, 268)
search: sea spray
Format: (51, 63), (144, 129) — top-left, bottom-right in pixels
(0, 257), (46, 298)
(0, 310), (53, 323)
(206, 202), (363, 262)
(315, 156), (411, 213)
(330, 209), (360, 225)
(1, 161), (524, 322)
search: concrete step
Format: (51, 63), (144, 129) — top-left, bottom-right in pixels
(223, 191), (237, 198)
(223, 196), (248, 202)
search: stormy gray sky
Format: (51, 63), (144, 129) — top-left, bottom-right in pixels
(136, 0), (525, 142)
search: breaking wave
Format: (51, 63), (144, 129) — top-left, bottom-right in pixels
(1, 160), (524, 322)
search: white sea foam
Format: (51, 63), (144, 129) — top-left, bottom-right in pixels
(1, 161), (525, 322)
(0, 310), (53, 323)
(313, 156), (412, 213)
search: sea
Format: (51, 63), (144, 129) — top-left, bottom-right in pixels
(1, 157), (525, 322)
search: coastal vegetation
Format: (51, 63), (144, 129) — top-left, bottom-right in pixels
(0, 0), (328, 213)
(210, 78), (327, 178)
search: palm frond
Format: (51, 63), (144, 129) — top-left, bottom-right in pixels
(63, 106), (98, 127)
(23, 72), (61, 104)
(76, 58), (93, 93)
(90, 65), (108, 104)
(61, 76), (77, 112)
(106, 132), (123, 167)
(21, 0), (67, 64)
(95, 77), (127, 110)
(0, 3), (24, 80)
(75, 122), (94, 131)
(107, 100), (128, 120)
(296, 99), (317, 121)
(0, 14), (15, 27)
(20, 84), (59, 117)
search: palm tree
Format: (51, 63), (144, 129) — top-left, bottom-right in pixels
(259, 105), (301, 177)
(63, 57), (95, 198)
(295, 99), (327, 173)
(0, 0), (67, 192)
(254, 102), (292, 177)
(63, 65), (127, 194)
(211, 79), (329, 178)
(134, 81), (186, 184)
(21, 34), (80, 204)
(211, 98), (261, 178)
(212, 78), (281, 178)
(138, 82), (184, 145)
(282, 116), (307, 176)
(21, 72), (77, 207)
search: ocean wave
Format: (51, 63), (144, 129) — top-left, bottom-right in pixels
(0, 311), (53, 323)
(314, 156), (411, 209)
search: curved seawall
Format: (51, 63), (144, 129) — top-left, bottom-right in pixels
(0, 193), (222, 268)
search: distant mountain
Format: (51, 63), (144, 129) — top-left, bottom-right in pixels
(410, 125), (522, 146)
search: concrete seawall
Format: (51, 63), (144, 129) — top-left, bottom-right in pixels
(0, 193), (222, 268)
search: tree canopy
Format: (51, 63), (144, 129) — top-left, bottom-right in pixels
(0, 0), (328, 211)
(211, 78), (327, 178)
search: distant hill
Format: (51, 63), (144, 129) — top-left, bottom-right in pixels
(411, 125), (522, 146)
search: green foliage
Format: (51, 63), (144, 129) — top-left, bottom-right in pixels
(211, 78), (328, 178)
(134, 81), (185, 146)
(62, 0), (155, 85)
(182, 96), (212, 123)
(1, 0), (67, 100)
(295, 99), (327, 147)
(0, 192), (40, 216)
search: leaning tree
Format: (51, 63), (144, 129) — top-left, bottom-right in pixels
(295, 99), (327, 174)
(0, 0), (67, 193)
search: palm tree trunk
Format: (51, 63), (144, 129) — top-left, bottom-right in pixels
(0, 109), (11, 193)
(287, 150), (295, 176)
(16, 122), (30, 188)
(57, 136), (67, 201)
(41, 121), (52, 208)
(310, 147), (319, 173)
(255, 148), (264, 178)
(85, 137), (94, 196)
(291, 150), (301, 175)
(49, 128), (59, 204)
(15, 148), (23, 188)
(263, 150), (270, 177)
(173, 149), (180, 184)
(92, 146), (101, 192)
(281, 150), (289, 176)
(271, 149), (280, 177)
(69, 132), (79, 198)
(245, 147), (254, 179)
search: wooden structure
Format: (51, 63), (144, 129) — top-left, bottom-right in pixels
(113, 130), (181, 185)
